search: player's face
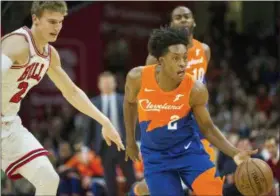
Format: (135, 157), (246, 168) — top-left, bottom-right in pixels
(265, 139), (278, 157)
(171, 7), (195, 33)
(159, 44), (187, 82)
(33, 10), (65, 42)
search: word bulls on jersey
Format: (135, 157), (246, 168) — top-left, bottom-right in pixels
(10, 62), (46, 103)
(137, 65), (196, 150)
(1, 26), (51, 117)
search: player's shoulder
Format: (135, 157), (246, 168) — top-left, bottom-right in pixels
(193, 39), (211, 61)
(49, 45), (59, 57)
(127, 66), (144, 81)
(193, 39), (209, 51)
(2, 33), (29, 51)
(49, 45), (61, 66)
(2, 33), (30, 63)
(201, 42), (210, 53)
(190, 80), (208, 105)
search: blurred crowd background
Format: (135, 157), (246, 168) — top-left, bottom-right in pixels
(1, 1), (280, 196)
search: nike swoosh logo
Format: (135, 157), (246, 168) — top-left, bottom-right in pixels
(184, 141), (192, 150)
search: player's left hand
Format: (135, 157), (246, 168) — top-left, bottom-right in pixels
(233, 149), (258, 165)
(101, 121), (125, 151)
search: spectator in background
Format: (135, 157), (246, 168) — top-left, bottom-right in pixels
(58, 146), (105, 196)
(256, 85), (272, 116)
(56, 142), (82, 196)
(264, 135), (280, 183)
(83, 72), (136, 196)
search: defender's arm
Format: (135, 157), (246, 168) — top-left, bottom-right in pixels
(47, 46), (124, 150)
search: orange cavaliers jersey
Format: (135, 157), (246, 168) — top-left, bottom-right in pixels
(186, 39), (208, 83)
(137, 65), (201, 151)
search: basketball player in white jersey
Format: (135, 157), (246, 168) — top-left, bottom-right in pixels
(1, 2), (124, 195)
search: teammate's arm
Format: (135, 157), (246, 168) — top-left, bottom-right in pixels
(145, 54), (158, 65)
(47, 46), (124, 150)
(190, 81), (257, 164)
(202, 43), (211, 62)
(124, 66), (142, 161)
(1, 35), (29, 75)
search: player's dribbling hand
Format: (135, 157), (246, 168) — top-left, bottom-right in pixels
(233, 149), (258, 165)
(101, 122), (125, 151)
(125, 141), (140, 162)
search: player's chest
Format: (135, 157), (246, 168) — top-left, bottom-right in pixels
(13, 58), (50, 85)
(138, 90), (189, 115)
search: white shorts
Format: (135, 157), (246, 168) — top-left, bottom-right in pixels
(1, 116), (49, 180)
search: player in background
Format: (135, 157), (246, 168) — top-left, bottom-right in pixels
(1, 2), (124, 195)
(130, 7), (213, 195)
(124, 26), (257, 196)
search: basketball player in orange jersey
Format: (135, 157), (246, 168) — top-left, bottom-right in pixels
(1, 2), (124, 195)
(129, 7), (213, 195)
(124, 26), (257, 196)
(147, 6), (215, 162)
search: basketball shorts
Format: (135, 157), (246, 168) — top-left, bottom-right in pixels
(143, 152), (223, 196)
(1, 116), (49, 180)
(201, 138), (216, 163)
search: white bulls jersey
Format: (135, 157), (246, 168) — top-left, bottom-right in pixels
(1, 26), (51, 121)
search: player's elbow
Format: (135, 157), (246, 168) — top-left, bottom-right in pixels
(124, 96), (137, 105)
(62, 85), (79, 99)
(200, 121), (216, 137)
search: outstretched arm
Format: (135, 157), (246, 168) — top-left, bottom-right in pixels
(47, 46), (124, 150)
(190, 81), (257, 164)
(124, 66), (142, 161)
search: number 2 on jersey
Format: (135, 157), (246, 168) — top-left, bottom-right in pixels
(10, 82), (29, 103)
(192, 68), (205, 82)
(168, 115), (180, 130)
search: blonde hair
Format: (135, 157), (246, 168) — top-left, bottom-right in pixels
(31, 1), (68, 17)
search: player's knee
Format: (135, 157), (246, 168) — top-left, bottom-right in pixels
(32, 159), (60, 189)
(41, 165), (59, 188)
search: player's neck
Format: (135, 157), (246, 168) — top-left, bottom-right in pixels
(188, 34), (194, 48)
(156, 69), (180, 92)
(30, 26), (48, 53)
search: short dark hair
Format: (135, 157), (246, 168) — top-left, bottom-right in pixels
(169, 6), (193, 23)
(148, 26), (189, 59)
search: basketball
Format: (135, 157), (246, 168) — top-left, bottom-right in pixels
(234, 158), (274, 196)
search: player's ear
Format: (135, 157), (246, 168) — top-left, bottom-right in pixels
(158, 57), (164, 65)
(32, 14), (39, 26)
